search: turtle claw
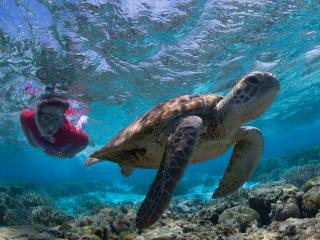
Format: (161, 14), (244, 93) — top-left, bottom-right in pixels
(84, 157), (100, 166)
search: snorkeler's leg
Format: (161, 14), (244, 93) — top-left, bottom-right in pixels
(76, 115), (97, 147)
(76, 115), (89, 129)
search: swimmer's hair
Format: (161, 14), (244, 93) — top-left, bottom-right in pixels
(37, 95), (70, 112)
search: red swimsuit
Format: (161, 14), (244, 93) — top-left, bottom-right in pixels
(20, 110), (89, 156)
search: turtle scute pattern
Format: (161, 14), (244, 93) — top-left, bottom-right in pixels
(104, 94), (223, 149)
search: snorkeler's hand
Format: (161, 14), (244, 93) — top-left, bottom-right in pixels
(45, 144), (84, 158)
(44, 145), (67, 157)
(44, 148), (59, 156)
(43, 135), (55, 144)
(45, 149), (71, 158)
(88, 140), (95, 147)
(29, 132), (57, 153)
(29, 130), (44, 148)
(25, 130), (38, 148)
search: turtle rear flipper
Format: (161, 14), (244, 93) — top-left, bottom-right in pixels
(213, 126), (263, 198)
(120, 164), (135, 176)
(136, 116), (203, 230)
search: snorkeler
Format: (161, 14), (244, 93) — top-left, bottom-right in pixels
(20, 94), (89, 158)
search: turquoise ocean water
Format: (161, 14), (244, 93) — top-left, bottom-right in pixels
(0, 0), (320, 205)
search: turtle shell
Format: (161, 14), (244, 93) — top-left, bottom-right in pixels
(90, 94), (223, 166)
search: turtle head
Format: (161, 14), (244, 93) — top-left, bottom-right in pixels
(219, 71), (280, 123)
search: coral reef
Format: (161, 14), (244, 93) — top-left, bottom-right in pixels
(280, 163), (320, 187)
(0, 184), (72, 227)
(247, 184), (283, 224)
(218, 205), (260, 232)
(72, 194), (109, 215)
(0, 145), (319, 239)
(29, 206), (72, 226)
(301, 177), (320, 217)
(0, 178), (319, 239)
(252, 145), (320, 184)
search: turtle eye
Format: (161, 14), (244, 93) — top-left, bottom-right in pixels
(247, 76), (259, 84)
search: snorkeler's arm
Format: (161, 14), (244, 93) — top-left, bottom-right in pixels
(23, 129), (38, 148)
(62, 126), (89, 157)
(46, 143), (87, 158)
(44, 122), (89, 158)
(20, 112), (37, 148)
(64, 144), (87, 158)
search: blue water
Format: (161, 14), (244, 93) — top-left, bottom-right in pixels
(0, 0), (320, 199)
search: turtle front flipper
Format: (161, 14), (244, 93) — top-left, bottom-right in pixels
(136, 116), (203, 230)
(213, 126), (263, 198)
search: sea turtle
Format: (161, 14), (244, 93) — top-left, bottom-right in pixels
(85, 71), (280, 229)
